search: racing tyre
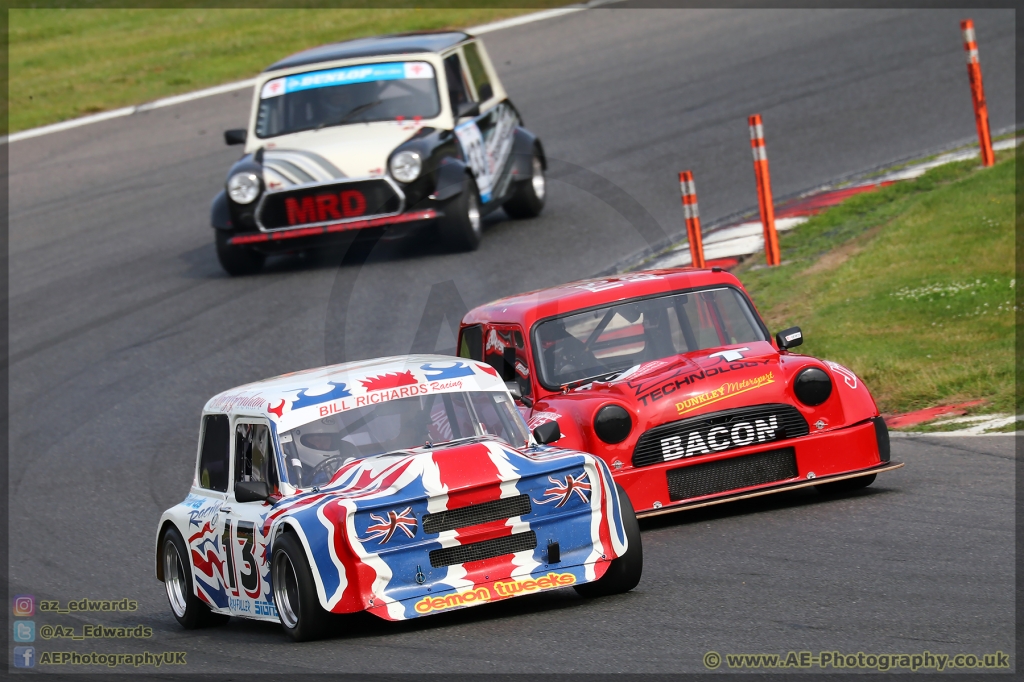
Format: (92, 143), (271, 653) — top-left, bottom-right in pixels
(438, 176), (483, 251)
(215, 230), (265, 276)
(573, 484), (642, 598)
(161, 527), (230, 629)
(502, 152), (545, 219)
(272, 531), (331, 642)
(816, 473), (876, 495)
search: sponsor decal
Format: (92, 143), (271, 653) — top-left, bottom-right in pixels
(261, 62), (435, 99)
(532, 472), (591, 507)
(361, 371), (418, 391)
(570, 272), (664, 294)
(784, 331), (802, 342)
(675, 371), (775, 416)
(515, 360), (529, 378)
(293, 382), (352, 410)
(420, 362), (475, 381)
(660, 415), (780, 461)
(284, 190), (367, 226)
(527, 411), (560, 429)
(267, 399), (285, 418)
(825, 361), (858, 389)
(364, 507), (417, 544)
(207, 393), (267, 412)
(478, 364), (499, 378)
(632, 360), (766, 407)
(413, 573), (577, 614)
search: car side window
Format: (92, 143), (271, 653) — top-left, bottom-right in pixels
(235, 423), (278, 491)
(444, 53), (472, 115)
(459, 324), (484, 361)
(462, 43), (493, 102)
(198, 414), (230, 492)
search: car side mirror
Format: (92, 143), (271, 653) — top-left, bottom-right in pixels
(533, 421), (561, 445)
(235, 480), (271, 503)
(224, 129), (247, 146)
(456, 101), (480, 119)
(505, 380), (522, 400)
(776, 326), (803, 350)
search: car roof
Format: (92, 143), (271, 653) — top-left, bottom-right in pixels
(462, 268), (753, 332)
(264, 32), (471, 72)
(204, 354), (504, 424)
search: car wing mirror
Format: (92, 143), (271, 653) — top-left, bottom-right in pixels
(456, 101), (480, 119)
(776, 326), (803, 350)
(505, 380), (522, 400)
(532, 421), (561, 445)
(224, 129), (247, 146)
(235, 480), (271, 503)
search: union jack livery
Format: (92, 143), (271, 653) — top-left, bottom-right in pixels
(156, 355), (641, 641)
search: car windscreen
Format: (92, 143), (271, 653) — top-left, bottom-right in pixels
(256, 61), (440, 139)
(533, 287), (769, 389)
(277, 390), (529, 488)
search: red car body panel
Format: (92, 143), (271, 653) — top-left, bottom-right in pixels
(460, 269), (901, 517)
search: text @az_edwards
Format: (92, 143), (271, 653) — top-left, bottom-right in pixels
(703, 650), (1011, 672)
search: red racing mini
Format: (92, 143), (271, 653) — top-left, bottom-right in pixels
(457, 268), (903, 518)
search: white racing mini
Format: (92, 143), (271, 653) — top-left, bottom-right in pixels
(212, 32), (547, 275)
(155, 355), (641, 641)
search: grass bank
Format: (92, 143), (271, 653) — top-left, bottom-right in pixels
(735, 150), (1016, 417)
(9, 6), (558, 133)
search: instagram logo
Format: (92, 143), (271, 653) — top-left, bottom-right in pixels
(12, 595), (34, 617)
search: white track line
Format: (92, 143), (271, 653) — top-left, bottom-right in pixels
(3, 3), (595, 145)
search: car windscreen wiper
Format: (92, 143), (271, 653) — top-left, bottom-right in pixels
(316, 99), (384, 131)
(562, 369), (624, 391)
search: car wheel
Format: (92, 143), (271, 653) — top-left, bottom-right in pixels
(272, 531), (330, 642)
(161, 527), (230, 629)
(816, 473), (876, 495)
(438, 175), (483, 251)
(573, 484), (643, 598)
(215, 230), (265, 276)
(502, 151), (546, 219)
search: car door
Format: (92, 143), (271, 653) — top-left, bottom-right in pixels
(446, 45), (518, 205)
(218, 419), (280, 620)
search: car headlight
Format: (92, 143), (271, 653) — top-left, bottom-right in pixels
(594, 405), (632, 444)
(794, 367), (833, 406)
(227, 172), (260, 204)
(389, 151), (422, 183)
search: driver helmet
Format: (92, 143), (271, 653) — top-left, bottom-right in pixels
(290, 417), (357, 470)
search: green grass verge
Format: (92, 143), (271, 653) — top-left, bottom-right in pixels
(735, 150), (1016, 417)
(9, 6), (560, 133)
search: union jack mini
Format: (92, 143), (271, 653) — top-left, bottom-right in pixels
(155, 355), (641, 641)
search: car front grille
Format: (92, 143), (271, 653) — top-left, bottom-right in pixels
(257, 179), (402, 230)
(423, 494), (532, 535)
(429, 531), (538, 568)
(633, 403), (809, 468)
(666, 447), (798, 501)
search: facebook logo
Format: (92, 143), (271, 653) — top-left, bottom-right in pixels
(13, 646), (35, 668)
(13, 620), (35, 642)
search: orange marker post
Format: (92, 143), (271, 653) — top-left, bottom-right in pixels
(748, 114), (781, 266)
(679, 171), (706, 268)
(961, 19), (994, 167)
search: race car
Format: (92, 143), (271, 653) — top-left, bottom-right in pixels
(457, 268), (904, 518)
(155, 355), (640, 641)
(212, 32), (546, 275)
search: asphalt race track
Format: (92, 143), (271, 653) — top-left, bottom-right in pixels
(7, 7), (1016, 674)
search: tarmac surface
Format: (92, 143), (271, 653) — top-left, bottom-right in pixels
(7, 7), (1016, 674)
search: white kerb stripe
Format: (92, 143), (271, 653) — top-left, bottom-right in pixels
(683, 204), (699, 220)
(751, 146), (768, 161)
(679, 179), (696, 196)
(467, 5), (586, 34)
(962, 27), (976, 43)
(966, 49), (979, 64)
(749, 123), (764, 140)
